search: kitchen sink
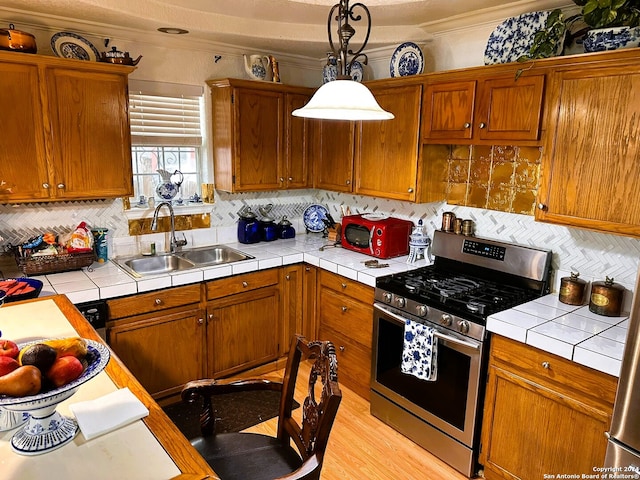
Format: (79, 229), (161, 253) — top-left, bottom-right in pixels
(178, 245), (253, 266)
(114, 245), (254, 277)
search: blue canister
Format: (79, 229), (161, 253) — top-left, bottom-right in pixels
(260, 220), (278, 242)
(237, 210), (260, 244)
(278, 216), (296, 239)
(91, 228), (109, 263)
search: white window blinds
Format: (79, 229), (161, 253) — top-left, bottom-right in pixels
(129, 80), (204, 146)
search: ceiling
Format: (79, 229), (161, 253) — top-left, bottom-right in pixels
(1, 0), (571, 58)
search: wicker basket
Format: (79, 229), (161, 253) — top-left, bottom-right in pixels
(14, 250), (96, 276)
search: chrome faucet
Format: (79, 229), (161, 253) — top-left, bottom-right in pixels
(151, 201), (187, 253)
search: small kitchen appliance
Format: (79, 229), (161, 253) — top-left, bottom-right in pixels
(341, 214), (412, 259)
(371, 230), (552, 476)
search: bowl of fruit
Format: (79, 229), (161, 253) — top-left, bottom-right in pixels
(0, 336), (110, 455)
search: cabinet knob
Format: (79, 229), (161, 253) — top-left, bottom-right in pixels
(154, 298), (162, 305)
(479, 122), (487, 129)
(537, 203), (547, 211)
(341, 306), (348, 313)
(279, 177), (284, 182)
(288, 177), (293, 181)
(242, 281), (248, 287)
(305, 267), (311, 272)
(197, 318), (204, 325)
(341, 283), (347, 289)
(57, 183), (65, 189)
(542, 361), (551, 369)
(208, 313), (214, 321)
(407, 188), (414, 193)
(346, 180), (351, 185)
(339, 345), (345, 352)
(285, 275), (290, 280)
(42, 183), (50, 189)
(463, 122), (471, 129)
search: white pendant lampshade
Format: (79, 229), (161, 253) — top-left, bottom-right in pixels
(292, 80), (394, 121)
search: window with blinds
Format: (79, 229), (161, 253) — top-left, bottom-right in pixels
(128, 80), (204, 202)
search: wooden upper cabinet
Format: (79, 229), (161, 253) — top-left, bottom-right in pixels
(422, 72), (545, 145)
(0, 52), (134, 203)
(536, 59), (640, 237)
(207, 78), (312, 193)
(311, 119), (356, 192)
(355, 83), (422, 201)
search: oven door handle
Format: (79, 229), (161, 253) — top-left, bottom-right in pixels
(374, 304), (480, 351)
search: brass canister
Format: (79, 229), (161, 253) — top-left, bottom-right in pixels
(461, 219), (474, 236)
(589, 277), (624, 317)
(453, 218), (463, 235)
(559, 272), (587, 305)
(441, 212), (455, 232)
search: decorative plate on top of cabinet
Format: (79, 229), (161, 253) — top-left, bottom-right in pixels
(51, 32), (100, 61)
(484, 11), (551, 65)
(390, 42), (424, 77)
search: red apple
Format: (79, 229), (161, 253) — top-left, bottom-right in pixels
(0, 356), (20, 376)
(0, 339), (19, 359)
(46, 355), (84, 388)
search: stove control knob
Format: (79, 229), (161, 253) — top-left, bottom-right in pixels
(383, 292), (393, 303)
(440, 314), (453, 327)
(458, 320), (470, 334)
(395, 296), (406, 308)
(416, 305), (428, 317)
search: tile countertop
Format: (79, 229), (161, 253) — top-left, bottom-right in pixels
(21, 234), (431, 305)
(487, 294), (629, 378)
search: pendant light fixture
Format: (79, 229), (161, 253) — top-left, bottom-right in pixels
(292, 0), (394, 121)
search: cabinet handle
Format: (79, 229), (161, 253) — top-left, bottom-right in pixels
(542, 361), (550, 369)
(154, 298), (162, 305)
(479, 122), (486, 129)
(42, 183), (50, 189)
(341, 306), (348, 312)
(537, 203), (547, 211)
(242, 281), (248, 287)
(341, 283), (347, 289)
(407, 188), (414, 193)
(463, 122), (471, 129)
(57, 183), (65, 189)
(339, 345), (345, 352)
(197, 318), (204, 325)
(285, 275), (290, 280)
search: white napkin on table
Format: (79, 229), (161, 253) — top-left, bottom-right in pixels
(69, 387), (149, 440)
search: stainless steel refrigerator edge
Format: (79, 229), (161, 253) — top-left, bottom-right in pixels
(605, 268), (640, 474)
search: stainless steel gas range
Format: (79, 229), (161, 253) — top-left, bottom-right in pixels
(370, 230), (552, 477)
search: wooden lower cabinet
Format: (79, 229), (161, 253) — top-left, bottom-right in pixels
(317, 270), (374, 400)
(480, 335), (617, 479)
(205, 269), (281, 377)
(106, 284), (205, 401)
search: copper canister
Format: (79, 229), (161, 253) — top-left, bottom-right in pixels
(461, 219), (474, 236)
(441, 212), (455, 232)
(559, 272), (587, 305)
(453, 218), (463, 235)
(589, 277), (624, 317)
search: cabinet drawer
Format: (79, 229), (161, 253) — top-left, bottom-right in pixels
(206, 269), (279, 300)
(318, 270), (374, 304)
(490, 335), (617, 407)
(319, 325), (371, 400)
(318, 285), (373, 347)
(108, 284), (201, 319)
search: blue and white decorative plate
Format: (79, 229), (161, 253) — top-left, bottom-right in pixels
(390, 42), (424, 77)
(303, 204), (329, 233)
(484, 11), (550, 65)
(350, 61), (364, 82)
(51, 32), (100, 61)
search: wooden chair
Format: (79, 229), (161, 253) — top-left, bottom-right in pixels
(181, 335), (342, 480)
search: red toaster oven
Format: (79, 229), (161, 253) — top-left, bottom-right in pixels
(341, 214), (413, 259)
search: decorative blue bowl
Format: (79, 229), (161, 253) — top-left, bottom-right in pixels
(583, 26), (640, 52)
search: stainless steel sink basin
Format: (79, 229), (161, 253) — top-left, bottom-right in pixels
(178, 245), (254, 266)
(122, 254), (196, 276)
(115, 245), (254, 277)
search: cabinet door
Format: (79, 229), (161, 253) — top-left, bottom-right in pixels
(312, 119), (355, 192)
(284, 93), (310, 189)
(207, 286), (280, 377)
(233, 88), (283, 191)
(0, 61), (50, 202)
(108, 308), (206, 399)
(537, 65), (640, 237)
(422, 80), (475, 141)
(481, 365), (612, 479)
(280, 265), (303, 355)
(46, 67), (133, 199)
(355, 84), (421, 201)
(475, 73), (545, 142)
(302, 265), (318, 341)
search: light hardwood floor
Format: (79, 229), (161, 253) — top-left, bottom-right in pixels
(244, 362), (468, 480)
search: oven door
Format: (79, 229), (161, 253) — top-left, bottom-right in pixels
(371, 303), (485, 448)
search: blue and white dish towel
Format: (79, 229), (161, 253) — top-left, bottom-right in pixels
(401, 319), (438, 381)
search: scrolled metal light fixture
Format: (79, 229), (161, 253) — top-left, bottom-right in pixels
(292, 0), (394, 121)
